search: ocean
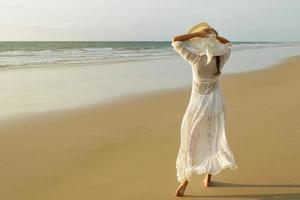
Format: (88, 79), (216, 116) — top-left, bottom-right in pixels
(1, 41), (300, 121)
(1, 41), (299, 70)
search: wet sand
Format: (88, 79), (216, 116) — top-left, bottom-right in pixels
(0, 55), (300, 200)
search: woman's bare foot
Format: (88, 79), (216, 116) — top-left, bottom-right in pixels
(202, 174), (212, 187)
(175, 179), (189, 197)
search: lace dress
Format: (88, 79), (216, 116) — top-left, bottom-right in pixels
(171, 40), (238, 184)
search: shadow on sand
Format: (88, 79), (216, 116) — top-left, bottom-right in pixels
(184, 181), (300, 199)
(211, 181), (300, 188)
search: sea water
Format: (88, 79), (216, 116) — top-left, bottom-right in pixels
(0, 41), (300, 70)
(0, 41), (300, 120)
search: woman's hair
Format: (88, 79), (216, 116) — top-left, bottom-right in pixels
(214, 56), (221, 76)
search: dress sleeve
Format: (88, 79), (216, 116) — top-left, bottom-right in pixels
(220, 43), (232, 70)
(171, 40), (198, 64)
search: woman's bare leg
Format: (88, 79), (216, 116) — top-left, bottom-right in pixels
(203, 173), (212, 187)
(175, 179), (189, 197)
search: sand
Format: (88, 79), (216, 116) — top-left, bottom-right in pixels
(0, 55), (300, 200)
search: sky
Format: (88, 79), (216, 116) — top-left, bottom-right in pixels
(0, 0), (299, 42)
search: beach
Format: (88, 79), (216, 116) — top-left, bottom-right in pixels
(0, 53), (300, 200)
(1, 42), (300, 121)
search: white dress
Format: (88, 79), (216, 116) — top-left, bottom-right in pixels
(171, 40), (238, 184)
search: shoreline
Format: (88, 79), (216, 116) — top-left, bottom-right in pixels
(0, 53), (299, 124)
(1, 43), (300, 121)
(0, 54), (300, 199)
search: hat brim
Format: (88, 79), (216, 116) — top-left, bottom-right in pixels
(189, 34), (226, 54)
(187, 22), (229, 47)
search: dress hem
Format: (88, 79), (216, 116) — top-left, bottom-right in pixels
(176, 148), (238, 184)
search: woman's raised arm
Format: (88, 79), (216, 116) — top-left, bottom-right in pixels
(216, 36), (231, 44)
(172, 28), (213, 42)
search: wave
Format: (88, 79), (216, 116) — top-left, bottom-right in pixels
(0, 41), (299, 69)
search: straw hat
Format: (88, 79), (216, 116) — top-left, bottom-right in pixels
(187, 22), (228, 64)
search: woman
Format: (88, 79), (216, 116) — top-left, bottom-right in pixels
(171, 22), (238, 197)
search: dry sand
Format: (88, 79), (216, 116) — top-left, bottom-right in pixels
(0, 56), (300, 200)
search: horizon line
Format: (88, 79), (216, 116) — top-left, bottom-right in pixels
(0, 40), (299, 43)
